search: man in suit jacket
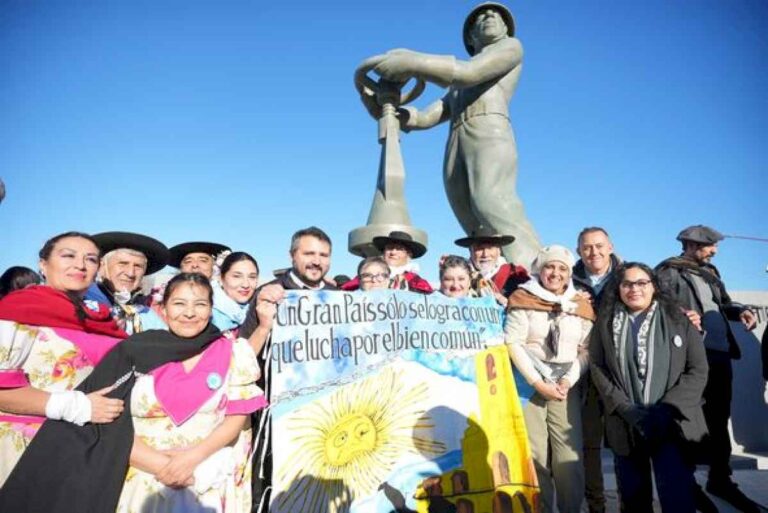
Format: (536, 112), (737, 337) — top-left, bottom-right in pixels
(239, 226), (337, 512)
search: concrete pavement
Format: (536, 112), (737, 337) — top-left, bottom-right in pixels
(596, 450), (768, 512)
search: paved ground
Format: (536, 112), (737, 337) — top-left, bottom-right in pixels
(596, 450), (768, 512)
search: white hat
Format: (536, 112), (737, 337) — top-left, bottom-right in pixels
(531, 245), (575, 274)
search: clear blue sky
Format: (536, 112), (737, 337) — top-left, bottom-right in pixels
(1, 1), (766, 290)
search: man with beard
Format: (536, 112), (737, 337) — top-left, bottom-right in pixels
(86, 231), (168, 334)
(241, 225), (337, 359)
(455, 226), (528, 305)
(239, 226), (337, 512)
(657, 225), (758, 513)
(167, 241), (231, 279)
(145, 241), (231, 312)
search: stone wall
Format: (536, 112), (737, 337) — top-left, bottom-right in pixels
(729, 291), (768, 452)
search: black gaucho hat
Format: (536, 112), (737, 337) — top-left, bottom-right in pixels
(676, 225), (724, 245)
(463, 2), (515, 56)
(168, 242), (231, 269)
(372, 231), (427, 259)
(455, 226), (515, 248)
(92, 231), (169, 275)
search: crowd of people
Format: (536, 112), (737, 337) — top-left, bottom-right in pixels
(0, 223), (762, 513)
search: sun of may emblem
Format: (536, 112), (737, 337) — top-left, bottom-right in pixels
(275, 366), (446, 512)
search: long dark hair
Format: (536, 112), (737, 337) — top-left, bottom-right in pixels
(162, 273), (214, 305)
(39, 231), (100, 322)
(599, 261), (684, 320)
(39, 231), (99, 261)
(0, 266), (42, 299)
(219, 251), (259, 278)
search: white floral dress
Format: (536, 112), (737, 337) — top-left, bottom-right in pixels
(116, 336), (265, 513)
(0, 320), (121, 485)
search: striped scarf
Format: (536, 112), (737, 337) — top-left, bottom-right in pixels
(611, 301), (669, 405)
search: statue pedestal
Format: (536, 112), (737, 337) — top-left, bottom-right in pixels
(349, 66), (428, 257)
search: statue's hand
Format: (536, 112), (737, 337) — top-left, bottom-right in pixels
(359, 91), (382, 120)
(397, 106), (416, 132)
(374, 48), (423, 82)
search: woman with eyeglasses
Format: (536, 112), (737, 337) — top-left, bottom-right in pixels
(589, 262), (708, 512)
(355, 257), (392, 292)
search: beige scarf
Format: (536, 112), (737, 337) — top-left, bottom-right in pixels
(507, 286), (595, 321)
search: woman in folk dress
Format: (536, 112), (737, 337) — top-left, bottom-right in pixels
(118, 272), (266, 513)
(0, 231), (126, 486)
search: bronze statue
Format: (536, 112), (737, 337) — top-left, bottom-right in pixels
(360, 2), (541, 267)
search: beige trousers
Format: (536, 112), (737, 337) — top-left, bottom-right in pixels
(523, 387), (585, 513)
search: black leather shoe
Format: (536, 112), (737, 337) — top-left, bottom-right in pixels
(706, 480), (760, 513)
(695, 485), (718, 513)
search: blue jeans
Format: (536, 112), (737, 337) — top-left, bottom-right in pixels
(614, 438), (695, 513)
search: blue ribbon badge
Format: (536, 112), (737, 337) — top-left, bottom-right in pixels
(206, 372), (223, 390)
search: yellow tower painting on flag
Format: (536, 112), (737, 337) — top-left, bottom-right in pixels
(413, 345), (539, 513)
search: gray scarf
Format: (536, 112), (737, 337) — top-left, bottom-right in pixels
(612, 301), (670, 405)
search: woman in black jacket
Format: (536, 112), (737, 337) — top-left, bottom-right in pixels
(589, 262), (708, 513)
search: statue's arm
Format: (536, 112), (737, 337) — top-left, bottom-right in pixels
(373, 38), (522, 89)
(401, 97), (450, 131)
(453, 38), (522, 87)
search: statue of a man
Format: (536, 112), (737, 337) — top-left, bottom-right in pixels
(364, 2), (541, 267)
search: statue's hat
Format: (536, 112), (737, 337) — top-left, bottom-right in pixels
(463, 2), (515, 56)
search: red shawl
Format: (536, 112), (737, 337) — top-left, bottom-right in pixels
(342, 272), (433, 294)
(0, 286), (127, 338)
(493, 263), (530, 292)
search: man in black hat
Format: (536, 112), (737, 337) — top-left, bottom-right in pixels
(168, 241), (231, 280)
(342, 231), (432, 293)
(86, 231), (169, 334)
(366, 2), (541, 267)
(657, 225), (758, 512)
(238, 226), (337, 511)
(455, 226), (528, 303)
(368, 231), (432, 293)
